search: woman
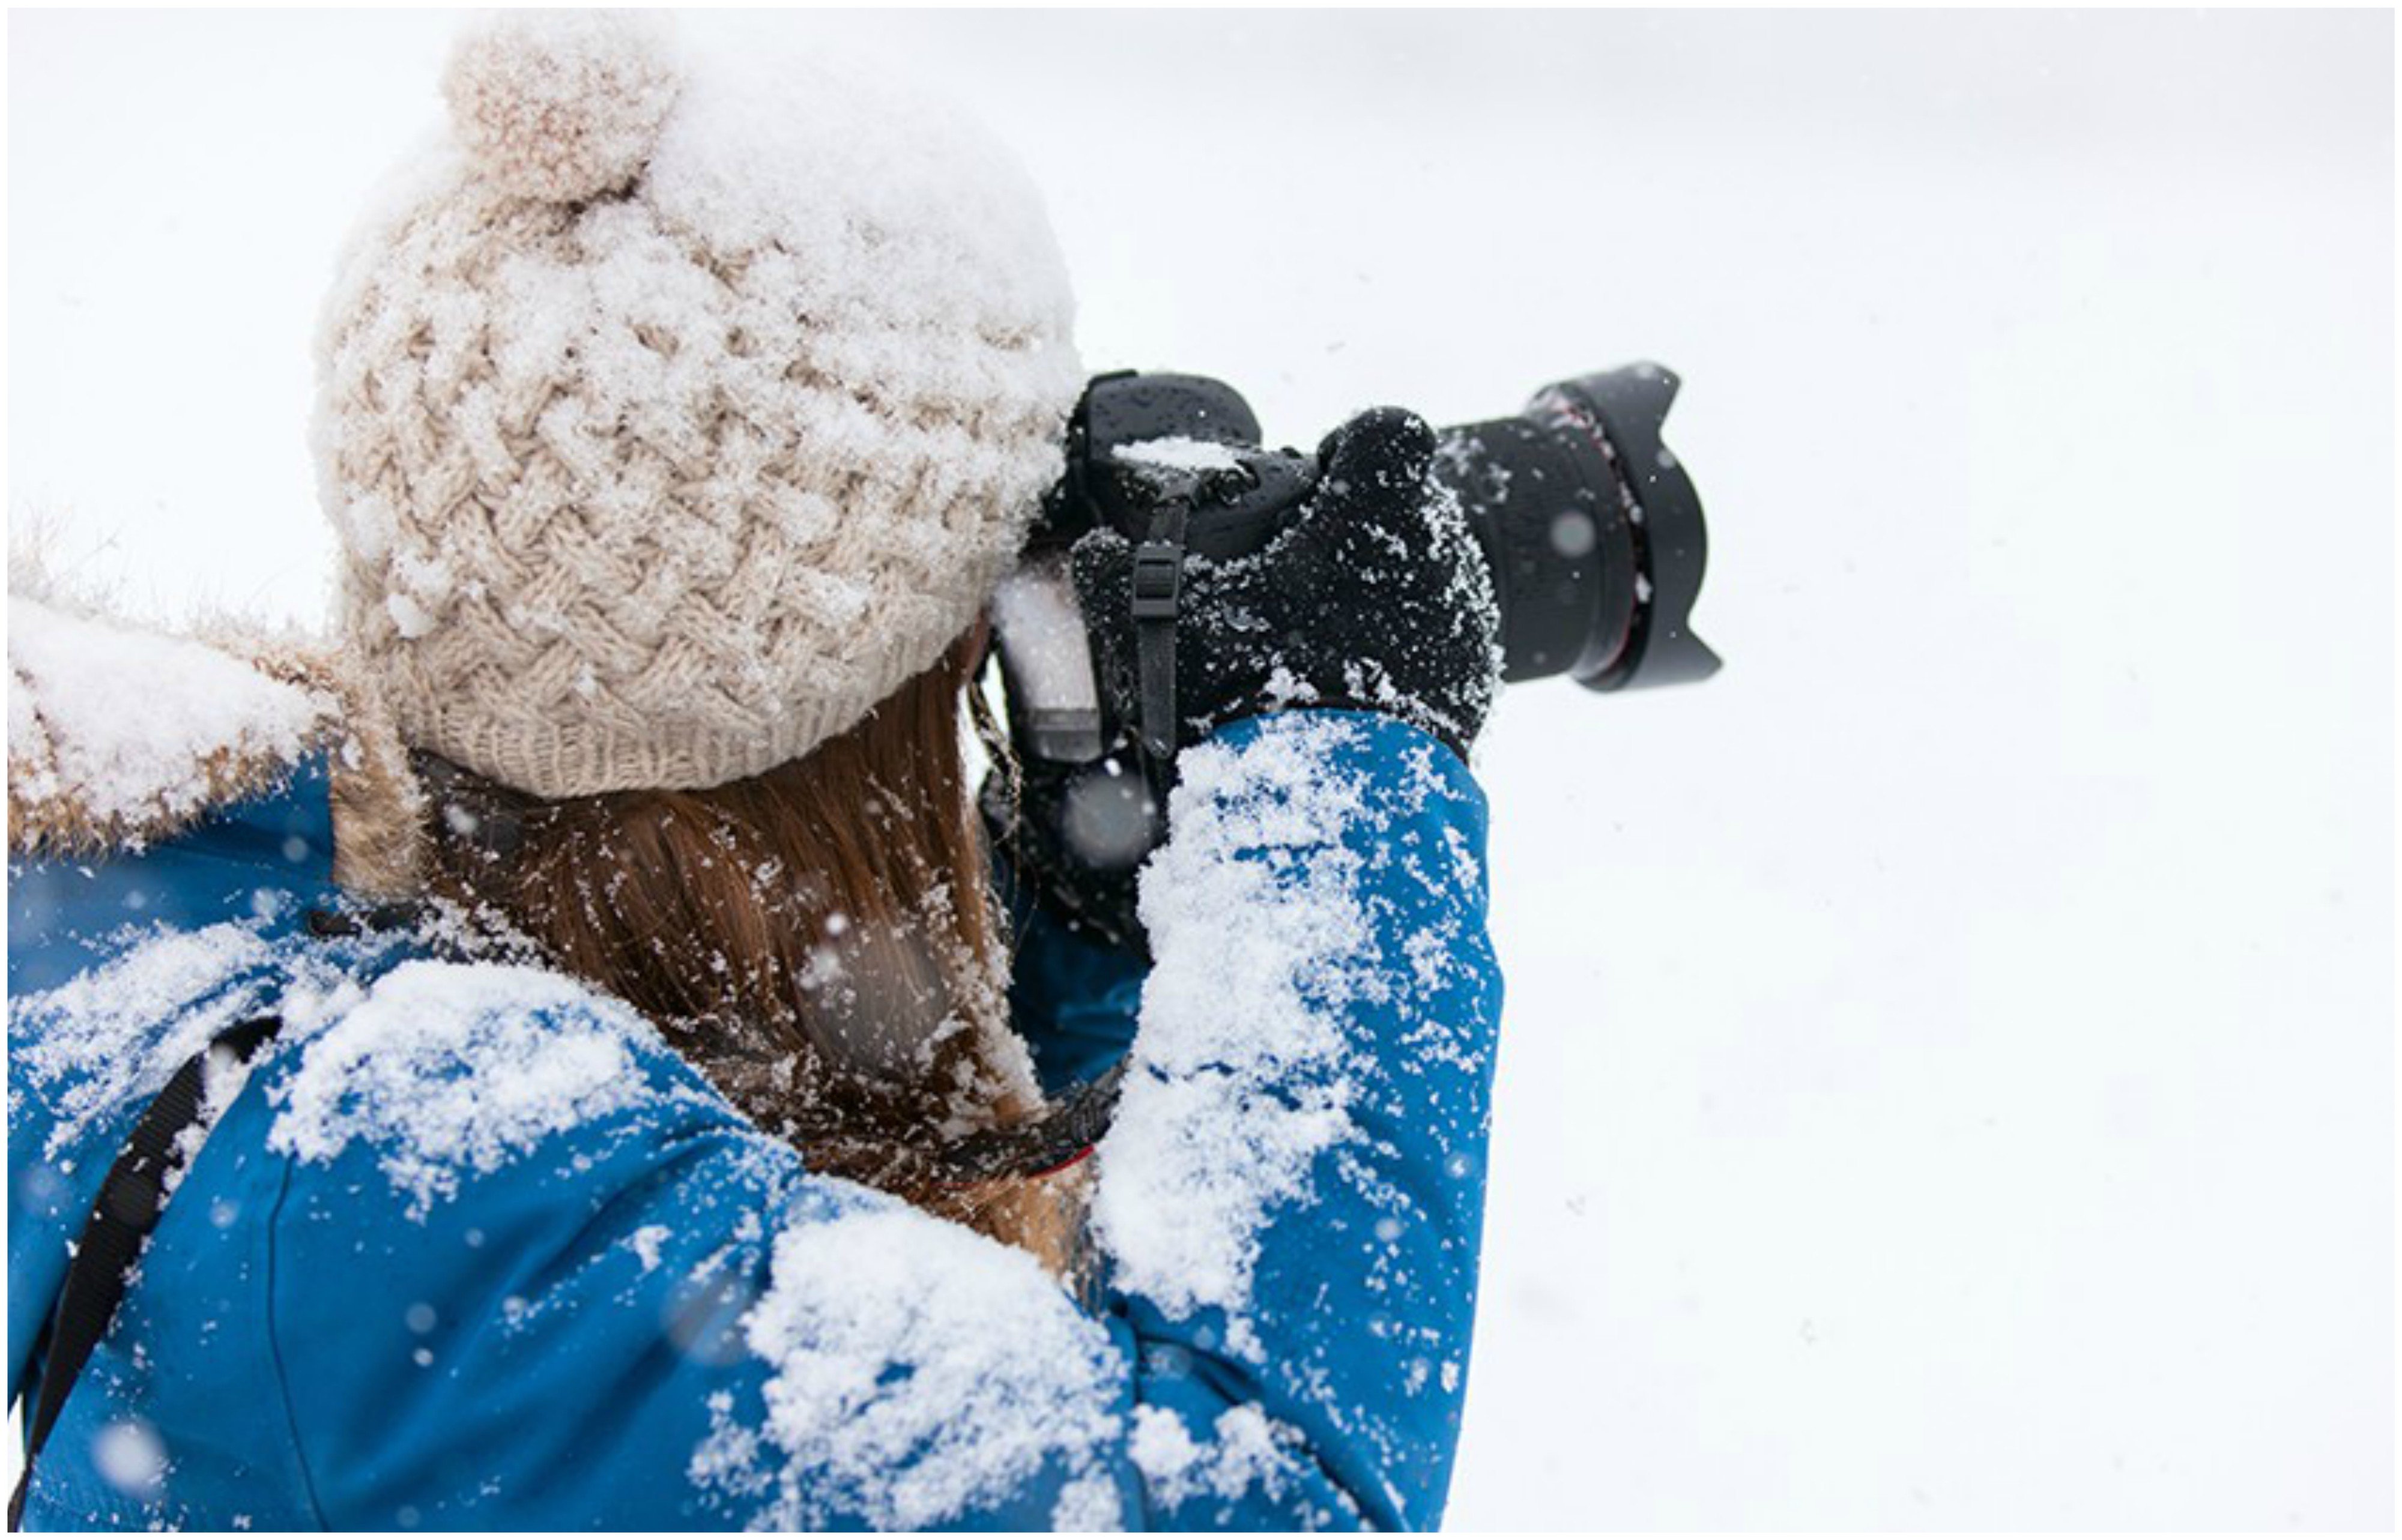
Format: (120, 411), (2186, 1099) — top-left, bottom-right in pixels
(8, 13), (1503, 1530)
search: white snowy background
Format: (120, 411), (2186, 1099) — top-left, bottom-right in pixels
(7, 9), (2392, 1529)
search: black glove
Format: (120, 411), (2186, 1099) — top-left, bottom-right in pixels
(1069, 407), (1501, 761)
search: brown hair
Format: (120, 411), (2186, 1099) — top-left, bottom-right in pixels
(420, 635), (1074, 1264)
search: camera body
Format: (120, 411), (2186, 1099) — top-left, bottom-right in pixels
(987, 373), (1310, 770)
(984, 364), (1717, 946)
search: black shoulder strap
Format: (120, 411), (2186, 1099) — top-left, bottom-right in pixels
(9, 1014), (281, 1532)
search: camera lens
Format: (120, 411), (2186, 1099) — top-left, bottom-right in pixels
(1434, 363), (1718, 692)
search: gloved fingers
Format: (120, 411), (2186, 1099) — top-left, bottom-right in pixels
(1067, 526), (1140, 702)
(1255, 406), (1441, 600)
(1068, 525), (1136, 612)
(1291, 406), (1439, 561)
(1313, 407), (1436, 510)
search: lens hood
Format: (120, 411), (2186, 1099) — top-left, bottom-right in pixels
(1537, 364), (1720, 690)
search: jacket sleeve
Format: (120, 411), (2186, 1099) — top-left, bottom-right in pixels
(253, 709), (1499, 1530)
(1089, 709), (1504, 1529)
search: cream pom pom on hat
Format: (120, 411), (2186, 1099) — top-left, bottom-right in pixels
(314, 11), (1083, 799)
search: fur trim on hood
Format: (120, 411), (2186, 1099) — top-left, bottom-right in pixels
(8, 585), (426, 896)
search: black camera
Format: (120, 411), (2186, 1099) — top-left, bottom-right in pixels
(983, 364), (1717, 944)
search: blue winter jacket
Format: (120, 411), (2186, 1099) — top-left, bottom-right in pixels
(9, 679), (1502, 1529)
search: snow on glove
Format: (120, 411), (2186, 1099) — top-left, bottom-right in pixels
(1070, 407), (1502, 762)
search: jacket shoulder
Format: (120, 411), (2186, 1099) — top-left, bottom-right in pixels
(248, 958), (1139, 1530)
(260, 954), (746, 1218)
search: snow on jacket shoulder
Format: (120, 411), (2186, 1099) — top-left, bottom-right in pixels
(7, 600), (1504, 1532)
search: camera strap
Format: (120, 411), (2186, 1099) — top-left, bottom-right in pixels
(10, 1013), (284, 1531)
(1127, 498), (1190, 760)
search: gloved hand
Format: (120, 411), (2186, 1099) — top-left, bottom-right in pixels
(1070, 407), (1501, 761)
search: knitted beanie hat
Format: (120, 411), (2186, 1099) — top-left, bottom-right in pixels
(313, 13), (1082, 799)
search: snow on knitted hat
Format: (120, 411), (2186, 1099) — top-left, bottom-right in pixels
(314, 12), (1082, 799)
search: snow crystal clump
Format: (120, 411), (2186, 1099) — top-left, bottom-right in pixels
(627, 1224), (671, 1273)
(1113, 436), (1247, 476)
(1129, 1403), (1309, 1511)
(10, 922), (277, 1159)
(701, 1204), (1122, 1529)
(1049, 1472), (1125, 1531)
(1092, 717), (1375, 1335)
(266, 961), (654, 1218)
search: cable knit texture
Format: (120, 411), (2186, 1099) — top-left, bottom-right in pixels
(315, 13), (1083, 797)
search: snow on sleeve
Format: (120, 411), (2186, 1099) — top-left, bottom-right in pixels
(8, 594), (332, 853)
(265, 960), (668, 1219)
(1089, 716), (1378, 1350)
(689, 1203), (1125, 1530)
